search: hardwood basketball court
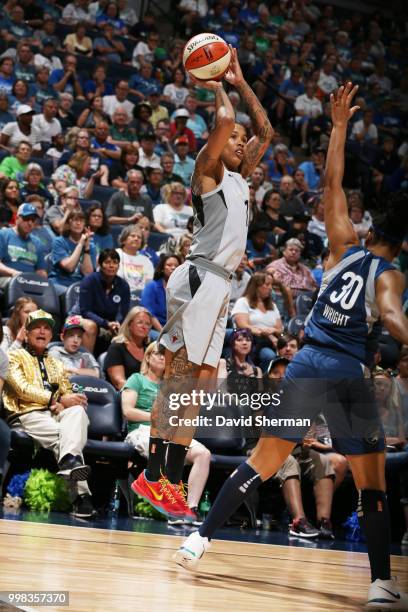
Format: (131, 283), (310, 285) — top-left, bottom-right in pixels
(0, 519), (407, 611)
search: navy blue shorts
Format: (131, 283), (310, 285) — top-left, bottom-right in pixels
(263, 344), (385, 455)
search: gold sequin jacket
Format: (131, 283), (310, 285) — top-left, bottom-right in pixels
(3, 348), (72, 425)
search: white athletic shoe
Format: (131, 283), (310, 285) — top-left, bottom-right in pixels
(366, 578), (408, 609)
(173, 530), (211, 570)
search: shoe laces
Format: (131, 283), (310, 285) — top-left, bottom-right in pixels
(174, 481), (191, 511)
(158, 473), (178, 506)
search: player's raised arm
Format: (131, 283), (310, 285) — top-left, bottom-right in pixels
(191, 76), (235, 191)
(324, 82), (361, 259)
(225, 47), (274, 178)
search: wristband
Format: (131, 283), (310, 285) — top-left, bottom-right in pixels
(84, 249), (90, 254)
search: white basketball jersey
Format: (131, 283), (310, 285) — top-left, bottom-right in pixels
(189, 167), (249, 273)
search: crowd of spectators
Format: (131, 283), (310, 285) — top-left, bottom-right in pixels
(0, 0), (407, 540)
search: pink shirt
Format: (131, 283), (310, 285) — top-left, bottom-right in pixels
(267, 257), (316, 297)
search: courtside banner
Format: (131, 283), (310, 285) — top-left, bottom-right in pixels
(156, 377), (386, 449)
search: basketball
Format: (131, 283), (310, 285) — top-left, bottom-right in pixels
(183, 33), (231, 81)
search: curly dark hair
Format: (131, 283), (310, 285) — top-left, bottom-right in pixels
(153, 253), (182, 280)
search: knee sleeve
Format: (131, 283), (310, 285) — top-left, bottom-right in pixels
(357, 489), (387, 517)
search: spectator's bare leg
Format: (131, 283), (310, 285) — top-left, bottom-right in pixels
(82, 319), (98, 352)
(282, 476), (305, 520)
(313, 476), (334, 522)
(327, 452), (349, 489)
(185, 443), (211, 508)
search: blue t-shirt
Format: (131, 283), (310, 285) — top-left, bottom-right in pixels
(129, 74), (162, 97)
(83, 79), (114, 97)
(0, 76), (14, 95)
(92, 232), (114, 257)
(279, 79), (305, 99)
(0, 227), (45, 273)
(49, 69), (76, 95)
(50, 236), (97, 287)
(141, 278), (167, 326)
(298, 160), (321, 191)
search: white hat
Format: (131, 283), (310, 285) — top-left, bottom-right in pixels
(174, 108), (190, 119)
(16, 104), (35, 116)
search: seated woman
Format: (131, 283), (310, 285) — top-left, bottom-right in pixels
(141, 253), (180, 337)
(105, 306), (152, 390)
(77, 95), (110, 132)
(25, 194), (54, 252)
(63, 21), (93, 56)
(109, 144), (143, 190)
(79, 248), (130, 352)
(1, 296), (37, 351)
(218, 328), (262, 383)
(175, 233), (192, 264)
(85, 204), (113, 257)
(44, 185), (82, 235)
(122, 341), (211, 524)
(49, 210), (97, 296)
(19, 162), (54, 208)
(51, 151), (105, 199)
(0, 177), (21, 225)
(153, 182), (192, 239)
(348, 195), (372, 242)
(137, 216), (160, 268)
(232, 272), (283, 372)
(116, 225), (154, 298)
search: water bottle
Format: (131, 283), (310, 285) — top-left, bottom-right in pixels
(109, 480), (121, 517)
(199, 491), (211, 519)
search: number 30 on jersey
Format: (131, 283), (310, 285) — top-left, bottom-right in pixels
(329, 271), (364, 310)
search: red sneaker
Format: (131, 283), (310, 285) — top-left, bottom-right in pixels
(173, 482), (198, 523)
(131, 470), (185, 519)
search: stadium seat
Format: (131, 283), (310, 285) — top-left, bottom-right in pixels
(110, 224), (125, 247)
(79, 199), (99, 212)
(5, 273), (61, 331)
(296, 292), (314, 316)
(91, 185), (117, 208)
(97, 352), (107, 378)
(70, 375), (136, 462)
(130, 288), (142, 308)
(30, 157), (54, 178)
(148, 231), (169, 251)
(62, 281), (81, 317)
(287, 315), (306, 336)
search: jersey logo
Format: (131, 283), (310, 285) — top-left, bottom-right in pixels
(329, 271), (364, 310)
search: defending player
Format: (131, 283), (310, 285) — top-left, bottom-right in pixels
(175, 83), (408, 609)
(132, 48), (274, 521)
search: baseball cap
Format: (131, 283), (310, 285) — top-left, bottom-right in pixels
(292, 212), (311, 223)
(63, 315), (85, 334)
(175, 136), (189, 146)
(267, 357), (290, 372)
(25, 309), (55, 330)
(42, 37), (55, 47)
(16, 104), (35, 117)
(17, 203), (39, 218)
(174, 108), (190, 119)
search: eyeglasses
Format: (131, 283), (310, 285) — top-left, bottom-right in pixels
(66, 196), (79, 201)
(172, 191), (185, 195)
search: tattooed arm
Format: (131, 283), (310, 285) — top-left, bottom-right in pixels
(191, 76), (235, 195)
(224, 47), (274, 178)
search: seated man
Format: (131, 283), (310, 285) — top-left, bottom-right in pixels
(49, 315), (100, 378)
(0, 203), (47, 291)
(2, 309), (95, 518)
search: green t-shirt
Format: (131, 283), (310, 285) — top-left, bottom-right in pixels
(123, 372), (159, 433)
(0, 156), (27, 180)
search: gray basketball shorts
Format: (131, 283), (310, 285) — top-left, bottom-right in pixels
(159, 261), (231, 367)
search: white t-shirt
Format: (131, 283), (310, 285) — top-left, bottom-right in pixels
(351, 120), (378, 143)
(103, 96), (135, 121)
(231, 297), (281, 329)
(132, 42), (155, 69)
(153, 203), (192, 238)
(163, 83), (189, 108)
(32, 114), (62, 143)
(138, 150), (161, 169)
(295, 94), (323, 118)
(116, 249), (154, 293)
(179, 0), (208, 17)
(34, 53), (63, 72)
(1, 122), (42, 151)
(318, 71), (337, 95)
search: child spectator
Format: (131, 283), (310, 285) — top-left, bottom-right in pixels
(49, 315), (100, 377)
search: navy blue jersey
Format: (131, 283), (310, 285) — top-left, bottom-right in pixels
(305, 246), (395, 366)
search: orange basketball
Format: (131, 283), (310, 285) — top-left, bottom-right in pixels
(183, 33), (231, 81)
